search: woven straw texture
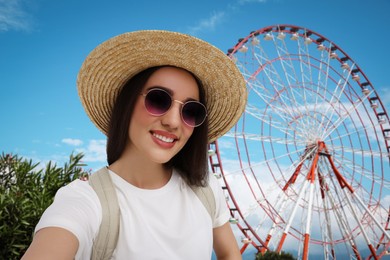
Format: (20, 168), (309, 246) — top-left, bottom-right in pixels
(77, 30), (247, 142)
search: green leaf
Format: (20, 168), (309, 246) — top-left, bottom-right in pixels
(0, 152), (89, 259)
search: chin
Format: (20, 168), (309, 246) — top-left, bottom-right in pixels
(145, 145), (182, 164)
(153, 158), (170, 164)
(149, 154), (173, 164)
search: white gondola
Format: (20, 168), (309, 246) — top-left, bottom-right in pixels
(317, 43), (326, 51)
(371, 101), (378, 109)
(277, 32), (286, 40)
(251, 37), (260, 46)
(241, 237), (252, 244)
(341, 62), (350, 70)
(207, 149), (215, 156)
(330, 51), (338, 59)
(290, 32), (299, 40)
(264, 33), (273, 41)
(352, 74), (360, 81)
(304, 37), (312, 45)
(239, 45), (248, 53)
(362, 87), (370, 95)
(213, 173), (222, 179)
(229, 217), (239, 224)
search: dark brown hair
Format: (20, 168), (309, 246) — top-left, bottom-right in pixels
(106, 66), (209, 187)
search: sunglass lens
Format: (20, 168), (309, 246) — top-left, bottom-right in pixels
(145, 89), (171, 115)
(182, 102), (207, 127)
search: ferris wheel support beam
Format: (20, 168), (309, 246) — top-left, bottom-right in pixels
(352, 194), (390, 241)
(276, 141), (323, 257)
(262, 192), (290, 253)
(323, 143), (354, 193)
(322, 142), (389, 259)
(374, 208), (390, 259)
(342, 188), (378, 260)
(276, 180), (309, 253)
(318, 172), (336, 259)
(325, 175), (362, 260)
(323, 143), (390, 241)
(301, 142), (323, 260)
(282, 161), (302, 191)
(240, 242), (250, 254)
(303, 181), (316, 260)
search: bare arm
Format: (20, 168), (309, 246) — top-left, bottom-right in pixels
(213, 222), (242, 260)
(22, 227), (78, 260)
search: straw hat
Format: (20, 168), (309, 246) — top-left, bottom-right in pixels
(77, 30), (247, 142)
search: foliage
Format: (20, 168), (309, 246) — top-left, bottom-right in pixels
(0, 152), (88, 259)
(256, 250), (296, 260)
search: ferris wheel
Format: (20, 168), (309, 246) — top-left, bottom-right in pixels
(208, 24), (390, 259)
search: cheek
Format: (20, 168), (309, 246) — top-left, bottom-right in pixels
(135, 98), (153, 120)
(129, 100), (150, 133)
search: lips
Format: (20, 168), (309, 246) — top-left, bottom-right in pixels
(153, 133), (174, 143)
(151, 130), (178, 145)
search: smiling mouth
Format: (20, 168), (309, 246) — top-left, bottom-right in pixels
(152, 133), (175, 143)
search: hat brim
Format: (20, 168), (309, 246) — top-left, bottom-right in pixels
(77, 30), (247, 142)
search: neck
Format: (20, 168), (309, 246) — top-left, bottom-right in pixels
(108, 147), (172, 190)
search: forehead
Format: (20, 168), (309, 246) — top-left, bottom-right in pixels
(143, 67), (200, 99)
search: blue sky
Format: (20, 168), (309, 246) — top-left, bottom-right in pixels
(1, 0), (389, 171)
(2, 0), (390, 258)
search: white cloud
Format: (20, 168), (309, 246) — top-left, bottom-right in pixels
(19, 139), (106, 173)
(0, 0), (32, 32)
(238, 0), (267, 4)
(76, 139), (106, 163)
(187, 11), (225, 35)
(62, 138), (83, 146)
(186, 0), (269, 35)
(215, 137), (236, 151)
(381, 194), (390, 209)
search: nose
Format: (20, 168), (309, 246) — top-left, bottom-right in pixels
(161, 100), (183, 128)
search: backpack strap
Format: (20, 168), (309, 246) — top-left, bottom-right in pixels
(190, 182), (216, 220)
(89, 167), (120, 260)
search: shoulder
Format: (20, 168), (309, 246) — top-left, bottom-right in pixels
(37, 178), (102, 224)
(35, 178), (102, 257)
(55, 179), (100, 205)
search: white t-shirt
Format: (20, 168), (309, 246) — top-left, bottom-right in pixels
(35, 169), (229, 259)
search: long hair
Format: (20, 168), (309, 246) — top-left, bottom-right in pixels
(106, 66), (209, 187)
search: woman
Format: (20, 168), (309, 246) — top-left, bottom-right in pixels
(22, 30), (247, 259)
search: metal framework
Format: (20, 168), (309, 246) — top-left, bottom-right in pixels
(209, 24), (390, 259)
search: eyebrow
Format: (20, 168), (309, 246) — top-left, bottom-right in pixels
(145, 85), (199, 102)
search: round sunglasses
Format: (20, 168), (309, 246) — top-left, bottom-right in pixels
(141, 88), (207, 127)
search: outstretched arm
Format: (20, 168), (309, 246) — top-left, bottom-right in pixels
(213, 222), (242, 260)
(22, 227), (78, 260)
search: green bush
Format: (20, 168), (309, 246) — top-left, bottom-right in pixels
(256, 250), (296, 259)
(0, 152), (88, 259)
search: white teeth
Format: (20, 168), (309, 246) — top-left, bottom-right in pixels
(153, 133), (174, 143)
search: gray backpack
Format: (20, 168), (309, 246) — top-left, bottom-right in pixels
(88, 167), (216, 260)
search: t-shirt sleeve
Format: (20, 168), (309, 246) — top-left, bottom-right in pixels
(34, 179), (101, 260)
(208, 174), (230, 228)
